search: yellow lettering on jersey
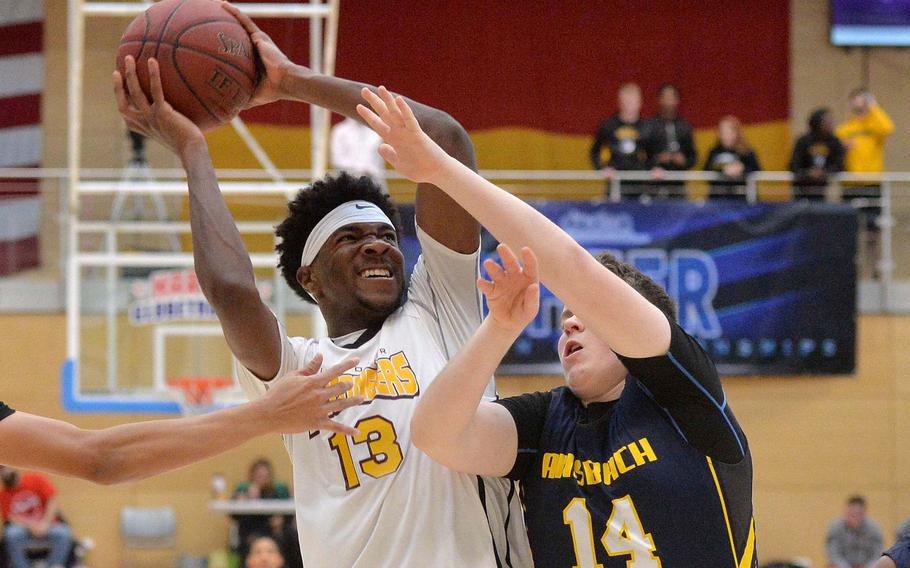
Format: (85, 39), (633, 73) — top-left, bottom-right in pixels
(539, 438), (658, 487)
(390, 352), (419, 396)
(376, 358), (404, 395)
(324, 351), (419, 403)
(542, 453), (560, 479)
(573, 459), (584, 485)
(628, 438), (658, 467)
(603, 457), (618, 486)
(372, 366), (393, 397)
(613, 447), (633, 475)
(583, 460), (602, 485)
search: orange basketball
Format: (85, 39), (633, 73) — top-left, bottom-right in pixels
(116, 0), (258, 132)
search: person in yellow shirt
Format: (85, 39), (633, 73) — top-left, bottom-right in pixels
(836, 88), (894, 276)
(837, 89), (894, 174)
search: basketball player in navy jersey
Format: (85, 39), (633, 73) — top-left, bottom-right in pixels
(876, 536), (910, 568)
(359, 87), (756, 567)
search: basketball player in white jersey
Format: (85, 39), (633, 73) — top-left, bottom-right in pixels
(113, 4), (531, 566)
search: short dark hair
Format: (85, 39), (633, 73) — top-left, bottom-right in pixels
(595, 252), (677, 322)
(808, 107), (830, 132)
(658, 83), (680, 97)
(249, 457), (273, 477)
(847, 495), (867, 508)
(275, 173), (403, 304)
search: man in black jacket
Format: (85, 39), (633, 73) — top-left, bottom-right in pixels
(642, 83), (697, 200)
(789, 107), (845, 200)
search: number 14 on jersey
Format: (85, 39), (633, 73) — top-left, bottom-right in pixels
(564, 495), (662, 568)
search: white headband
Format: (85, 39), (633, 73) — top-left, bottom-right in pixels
(300, 200), (395, 266)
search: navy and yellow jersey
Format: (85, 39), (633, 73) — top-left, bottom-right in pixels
(885, 537), (910, 568)
(0, 402), (13, 421)
(496, 320), (755, 568)
(590, 114), (647, 171)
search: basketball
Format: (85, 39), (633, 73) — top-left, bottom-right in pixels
(116, 0), (258, 131)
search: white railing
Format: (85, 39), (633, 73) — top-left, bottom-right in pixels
(0, 167), (903, 313)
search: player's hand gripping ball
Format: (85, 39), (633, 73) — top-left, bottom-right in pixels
(116, 0), (258, 131)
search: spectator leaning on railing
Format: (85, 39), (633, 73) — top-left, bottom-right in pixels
(641, 83), (697, 200)
(836, 88), (895, 260)
(589, 82), (648, 197)
(789, 107), (844, 200)
(837, 88), (894, 178)
(703, 115), (761, 199)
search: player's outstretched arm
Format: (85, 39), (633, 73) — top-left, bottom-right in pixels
(0, 356), (360, 485)
(114, 57), (282, 380)
(412, 245), (539, 476)
(223, 2), (479, 254)
(358, 88), (671, 358)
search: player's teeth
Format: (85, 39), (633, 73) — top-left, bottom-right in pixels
(361, 269), (390, 278)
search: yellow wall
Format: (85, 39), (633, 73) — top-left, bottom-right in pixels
(1, 314), (908, 566)
(0, 315), (290, 566)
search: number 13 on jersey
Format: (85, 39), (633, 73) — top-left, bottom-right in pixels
(563, 495), (662, 568)
(328, 415), (404, 490)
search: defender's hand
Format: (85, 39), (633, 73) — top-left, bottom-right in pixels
(113, 57), (205, 156)
(356, 86), (451, 184)
(478, 244), (540, 335)
(258, 354), (364, 436)
(222, 2), (299, 108)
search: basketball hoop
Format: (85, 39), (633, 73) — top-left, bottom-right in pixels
(167, 377), (234, 416)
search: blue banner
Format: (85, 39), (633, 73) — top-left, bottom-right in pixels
(398, 201), (857, 376)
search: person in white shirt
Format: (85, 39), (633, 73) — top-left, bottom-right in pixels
(112, 3), (531, 567)
(331, 117), (387, 191)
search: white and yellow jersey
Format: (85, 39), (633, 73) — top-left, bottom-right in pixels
(235, 227), (532, 568)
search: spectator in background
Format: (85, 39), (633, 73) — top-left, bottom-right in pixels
(873, 535), (910, 568)
(826, 495), (883, 568)
(232, 459), (298, 566)
(836, 89), (894, 269)
(837, 88), (894, 178)
(642, 83), (697, 199)
(0, 466), (73, 568)
(703, 115), (762, 199)
(896, 517), (910, 542)
(589, 83), (648, 197)
(245, 535), (286, 568)
(789, 107), (844, 200)
(330, 116), (387, 191)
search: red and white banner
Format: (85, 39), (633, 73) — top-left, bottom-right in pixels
(0, 1), (42, 275)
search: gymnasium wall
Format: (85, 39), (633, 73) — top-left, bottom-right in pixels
(40, 0), (910, 173)
(2, 314), (908, 566)
(17, 0), (910, 565)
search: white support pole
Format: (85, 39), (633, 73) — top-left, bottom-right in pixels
(230, 117), (285, 182)
(609, 177), (621, 203)
(67, 0), (85, 367)
(745, 172), (758, 204)
(105, 229), (118, 391)
(82, 3), (332, 17)
(76, 252), (277, 268)
(310, 0), (328, 182)
(879, 180), (894, 312)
